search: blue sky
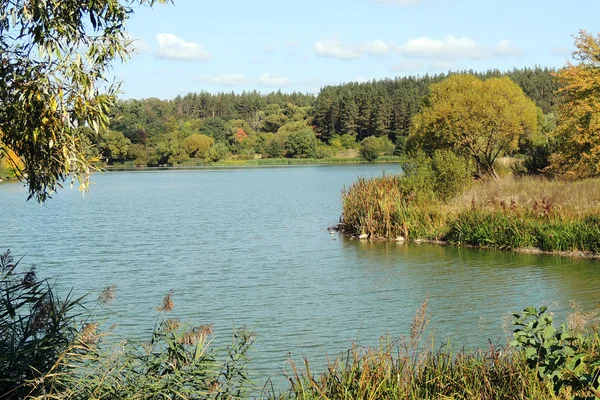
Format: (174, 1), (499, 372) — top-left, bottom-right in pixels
(113, 0), (599, 99)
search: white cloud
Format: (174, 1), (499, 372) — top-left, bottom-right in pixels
(195, 74), (248, 86)
(133, 38), (151, 54)
(315, 39), (362, 60)
(259, 73), (291, 87)
(374, 0), (422, 6)
(397, 36), (522, 60)
(391, 60), (424, 71)
(315, 38), (390, 60)
(430, 60), (456, 70)
(156, 33), (210, 61)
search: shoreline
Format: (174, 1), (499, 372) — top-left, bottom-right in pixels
(337, 228), (600, 260)
(105, 157), (401, 170)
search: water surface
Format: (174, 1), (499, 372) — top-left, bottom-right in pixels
(2, 165), (599, 390)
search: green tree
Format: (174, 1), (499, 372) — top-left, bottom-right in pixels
(0, 0), (169, 201)
(199, 118), (228, 143)
(182, 134), (214, 159)
(98, 130), (131, 164)
(549, 30), (600, 178)
(360, 136), (394, 161)
(410, 75), (538, 178)
(285, 128), (318, 158)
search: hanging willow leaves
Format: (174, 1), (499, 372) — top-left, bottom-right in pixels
(0, 0), (171, 202)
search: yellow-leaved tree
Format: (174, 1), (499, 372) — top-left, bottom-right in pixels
(549, 30), (600, 178)
(410, 74), (538, 179)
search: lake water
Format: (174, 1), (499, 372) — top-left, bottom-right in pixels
(2, 165), (599, 392)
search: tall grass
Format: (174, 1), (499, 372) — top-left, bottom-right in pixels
(341, 174), (600, 255)
(269, 298), (600, 400)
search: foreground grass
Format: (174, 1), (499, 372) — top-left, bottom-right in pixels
(3, 253), (599, 400)
(268, 301), (600, 400)
(341, 175), (600, 255)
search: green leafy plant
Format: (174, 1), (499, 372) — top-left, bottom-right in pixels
(510, 306), (600, 398)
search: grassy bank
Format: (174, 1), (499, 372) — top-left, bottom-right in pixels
(106, 156), (403, 169)
(341, 175), (600, 255)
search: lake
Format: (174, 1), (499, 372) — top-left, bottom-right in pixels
(2, 164), (599, 392)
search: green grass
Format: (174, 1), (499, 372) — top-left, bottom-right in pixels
(107, 156), (402, 169)
(267, 300), (600, 400)
(341, 175), (600, 255)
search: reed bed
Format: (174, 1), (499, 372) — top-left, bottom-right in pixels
(269, 299), (600, 400)
(341, 174), (600, 255)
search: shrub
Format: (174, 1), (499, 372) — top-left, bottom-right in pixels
(360, 136), (395, 161)
(511, 306), (600, 397)
(431, 150), (473, 201)
(284, 128), (317, 158)
(315, 144), (335, 159)
(207, 142), (230, 162)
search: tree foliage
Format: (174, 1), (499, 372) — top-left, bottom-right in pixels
(0, 0), (169, 201)
(360, 136), (394, 161)
(549, 30), (600, 178)
(182, 134), (214, 159)
(410, 75), (538, 178)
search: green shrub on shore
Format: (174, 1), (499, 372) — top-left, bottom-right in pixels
(341, 151), (472, 240)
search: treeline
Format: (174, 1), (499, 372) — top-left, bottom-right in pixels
(313, 67), (558, 142)
(90, 67), (558, 166)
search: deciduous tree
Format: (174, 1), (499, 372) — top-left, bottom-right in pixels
(410, 75), (538, 178)
(549, 30), (600, 178)
(0, 0), (169, 201)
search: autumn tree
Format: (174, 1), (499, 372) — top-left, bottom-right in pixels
(410, 75), (538, 178)
(0, 0), (169, 201)
(549, 30), (600, 178)
(182, 134), (214, 159)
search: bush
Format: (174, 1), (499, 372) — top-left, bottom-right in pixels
(360, 136), (395, 161)
(431, 150), (473, 201)
(284, 128), (317, 158)
(315, 144), (335, 159)
(207, 142), (230, 162)
(399, 150), (472, 204)
(339, 133), (359, 149)
(52, 295), (255, 399)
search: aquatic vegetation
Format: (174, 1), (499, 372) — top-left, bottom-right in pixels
(270, 301), (600, 400)
(341, 172), (600, 255)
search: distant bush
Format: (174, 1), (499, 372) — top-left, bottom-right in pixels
(207, 142), (230, 162)
(400, 150), (473, 203)
(284, 128), (317, 158)
(316, 144), (335, 159)
(360, 136), (395, 161)
(431, 150), (473, 201)
(182, 134), (214, 159)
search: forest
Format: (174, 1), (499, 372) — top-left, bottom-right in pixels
(84, 67), (558, 167)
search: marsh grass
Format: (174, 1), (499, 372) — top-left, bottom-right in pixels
(268, 299), (591, 400)
(341, 174), (600, 254)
